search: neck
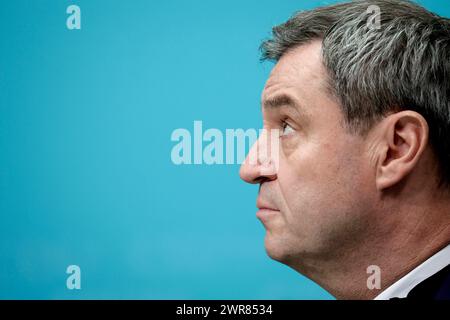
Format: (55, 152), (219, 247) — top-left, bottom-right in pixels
(290, 197), (450, 300)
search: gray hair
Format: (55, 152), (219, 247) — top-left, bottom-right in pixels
(261, 0), (450, 188)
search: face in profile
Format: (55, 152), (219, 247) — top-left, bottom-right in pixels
(240, 40), (378, 269)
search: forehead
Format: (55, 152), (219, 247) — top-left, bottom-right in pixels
(262, 40), (329, 103)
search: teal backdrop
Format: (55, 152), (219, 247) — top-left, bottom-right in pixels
(0, 0), (448, 299)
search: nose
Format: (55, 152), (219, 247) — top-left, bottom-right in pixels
(239, 131), (278, 184)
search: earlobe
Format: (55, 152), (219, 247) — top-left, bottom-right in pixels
(375, 111), (429, 191)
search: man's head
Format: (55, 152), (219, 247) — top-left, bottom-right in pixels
(240, 0), (450, 281)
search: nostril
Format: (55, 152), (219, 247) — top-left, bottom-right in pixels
(256, 176), (275, 185)
(253, 177), (267, 185)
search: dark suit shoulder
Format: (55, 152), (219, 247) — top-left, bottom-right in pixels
(405, 264), (450, 300)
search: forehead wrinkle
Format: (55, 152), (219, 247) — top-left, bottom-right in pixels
(261, 80), (297, 107)
(262, 41), (330, 102)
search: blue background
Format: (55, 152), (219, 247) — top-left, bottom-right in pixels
(0, 0), (448, 299)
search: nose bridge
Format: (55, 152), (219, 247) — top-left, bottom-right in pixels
(259, 128), (279, 175)
(248, 129), (267, 166)
(257, 129), (269, 165)
(239, 137), (260, 184)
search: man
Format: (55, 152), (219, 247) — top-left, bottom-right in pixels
(239, 0), (450, 299)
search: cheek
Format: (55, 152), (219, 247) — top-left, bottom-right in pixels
(279, 139), (342, 189)
(276, 139), (366, 221)
(275, 152), (326, 224)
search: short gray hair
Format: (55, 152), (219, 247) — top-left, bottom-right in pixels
(261, 0), (450, 188)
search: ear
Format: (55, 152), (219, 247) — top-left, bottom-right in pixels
(375, 111), (429, 191)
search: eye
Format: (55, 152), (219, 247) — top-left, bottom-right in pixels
(281, 121), (295, 137)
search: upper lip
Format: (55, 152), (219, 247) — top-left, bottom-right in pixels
(256, 198), (278, 211)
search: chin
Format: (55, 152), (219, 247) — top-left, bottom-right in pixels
(263, 234), (292, 263)
(263, 231), (311, 267)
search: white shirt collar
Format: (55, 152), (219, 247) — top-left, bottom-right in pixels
(374, 244), (450, 300)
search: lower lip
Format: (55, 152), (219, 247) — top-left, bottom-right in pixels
(256, 208), (280, 221)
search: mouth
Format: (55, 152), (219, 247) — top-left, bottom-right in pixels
(256, 207), (280, 222)
(256, 198), (280, 222)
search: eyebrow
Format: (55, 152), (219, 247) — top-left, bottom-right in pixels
(263, 94), (295, 108)
(262, 94), (306, 119)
